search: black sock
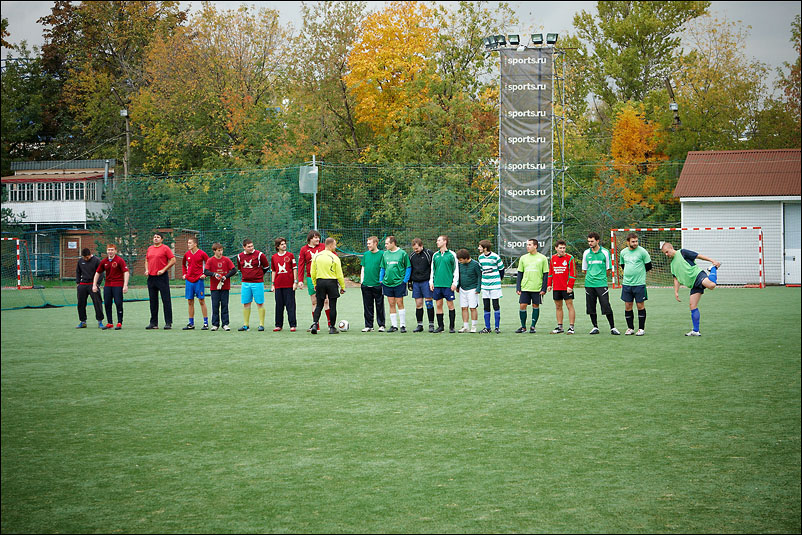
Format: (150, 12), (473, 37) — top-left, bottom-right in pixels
(416, 308), (423, 324)
(448, 309), (456, 329)
(427, 306), (434, 323)
(437, 313), (444, 328)
(638, 309), (646, 330)
(606, 313), (615, 329)
(625, 310), (634, 329)
(590, 313), (598, 328)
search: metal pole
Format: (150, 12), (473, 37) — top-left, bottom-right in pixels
(124, 116), (131, 180)
(312, 154), (318, 231)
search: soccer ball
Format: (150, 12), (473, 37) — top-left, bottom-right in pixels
(337, 319), (350, 332)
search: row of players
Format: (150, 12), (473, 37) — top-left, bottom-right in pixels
(75, 230), (720, 336)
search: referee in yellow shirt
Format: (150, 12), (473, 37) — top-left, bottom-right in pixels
(310, 237), (346, 334)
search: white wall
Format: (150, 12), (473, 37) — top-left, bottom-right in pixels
(1, 200), (109, 225)
(681, 200), (786, 285)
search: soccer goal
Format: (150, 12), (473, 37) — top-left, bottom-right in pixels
(1, 238), (35, 289)
(610, 227), (765, 288)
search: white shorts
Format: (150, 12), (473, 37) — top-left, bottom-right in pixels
(481, 288), (503, 300)
(459, 288), (480, 308)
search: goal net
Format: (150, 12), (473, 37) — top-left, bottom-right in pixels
(610, 227), (765, 288)
(1, 238), (35, 289)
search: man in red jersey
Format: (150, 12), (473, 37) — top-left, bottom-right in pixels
(92, 244), (129, 330)
(547, 239), (576, 335)
(236, 238), (270, 332)
(204, 243), (237, 331)
(271, 237), (298, 331)
(181, 236), (210, 330)
(145, 232), (176, 330)
(297, 230), (328, 330)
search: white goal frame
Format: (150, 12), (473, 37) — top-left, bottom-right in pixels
(1, 237), (34, 290)
(610, 227), (765, 289)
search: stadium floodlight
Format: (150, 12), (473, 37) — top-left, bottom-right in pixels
(546, 33), (559, 44)
(494, 34), (506, 46)
(508, 34), (520, 45)
(531, 33), (543, 45)
(483, 36), (494, 49)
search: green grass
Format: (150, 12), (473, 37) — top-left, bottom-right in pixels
(2, 288), (800, 533)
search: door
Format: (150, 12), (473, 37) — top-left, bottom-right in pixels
(784, 203), (801, 285)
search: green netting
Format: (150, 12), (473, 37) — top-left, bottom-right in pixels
(1, 162), (682, 310)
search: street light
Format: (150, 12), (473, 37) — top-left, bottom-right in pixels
(546, 33), (559, 44)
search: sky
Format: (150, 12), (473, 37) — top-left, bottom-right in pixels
(1, 0), (800, 85)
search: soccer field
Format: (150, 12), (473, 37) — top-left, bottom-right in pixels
(1, 287), (800, 533)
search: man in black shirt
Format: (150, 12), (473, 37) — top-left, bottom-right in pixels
(409, 238), (435, 332)
(76, 247), (106, 329)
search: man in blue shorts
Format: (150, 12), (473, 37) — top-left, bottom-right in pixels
(661, 242), (721, 336)
(380, 235), (411, 332)
(429, 235), (459, 333)
(236, 239), (270, 331)
(409, 238), (435, 332)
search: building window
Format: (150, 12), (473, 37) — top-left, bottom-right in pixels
(86, 181), (97, 201)
(64, 182), (85, 201)
(10, 183), (35, 202)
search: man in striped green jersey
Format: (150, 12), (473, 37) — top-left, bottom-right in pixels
(477, 240), (504, 333)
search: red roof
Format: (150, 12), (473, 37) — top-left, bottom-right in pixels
(674, 149), (801, 198)
(0, 173), (108, 183)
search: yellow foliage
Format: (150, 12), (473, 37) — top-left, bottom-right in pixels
(345, 1), (437, 134)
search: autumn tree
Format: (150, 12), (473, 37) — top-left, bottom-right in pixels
(773, 14), (801, 145)
(574, 1), (709, 114)
(133, 4), (289, 171)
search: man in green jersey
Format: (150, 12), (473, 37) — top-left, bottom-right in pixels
(380, 235), (411, 333)
(360, 236), (386, 332)
(515, 238), (550, 334)
(429, 235), (459, 333)
(582, 232), (620, 335)
(661, 242), (720, 337)
(619, 233), (653, 336)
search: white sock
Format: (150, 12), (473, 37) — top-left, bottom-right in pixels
(399, 309), (406, 327)
(390, 313), (397, 327)
(463, 322), (469, 330)
(471, 319), (477, 328)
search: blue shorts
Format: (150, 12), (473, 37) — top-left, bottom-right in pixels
(185, 279), (205, 300)
(519, 291), (543, 305)
(241, 282), (265, 304)
(432, 287), (455, 302)
(620, 284), (647, 303)
(690, 271), (709, 295)
(411, 281), (432, 299)
(382, 283), (407, 298)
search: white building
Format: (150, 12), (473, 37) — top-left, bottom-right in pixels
(674, 149), (801, 285)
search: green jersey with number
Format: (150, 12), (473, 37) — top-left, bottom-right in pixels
(582, 247), (612, 288)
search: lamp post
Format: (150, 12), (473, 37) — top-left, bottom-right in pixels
(120, 108), (130, 179)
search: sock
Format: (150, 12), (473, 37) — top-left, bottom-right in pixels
(399, 309), (406, 327)
(464, 321), (470, 330)
(530, 308), (540, 328)
(426, 301), (434, 323)
(708, 266), (717, 283)
(484, 310), (491, 329)
(557, 323), (563, 329)
(494, 310), (501, 329)
(590, 313), (598, 328)
(471, 319), (477, 329)
(243, 307), (251, 326)
(448, 309), (456, 329)
(437, 313), (444, 328)
(625, 310), (634, 329)
(606, 313), (615, 329)
(325, 309), (331, 327)
(416, 308), (424, 324)
(189, 317), (194, 325)
(258, 307), (266, 327)
(203, 316), (208, 325)
(390, 313), (398, 328)
(691, 308), (700, 331)
(519, 310), (527, 328)
(638, 309), (646, 330)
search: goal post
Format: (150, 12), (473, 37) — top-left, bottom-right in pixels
(1, 238), (35, 290)
(610, 227), (765, 289)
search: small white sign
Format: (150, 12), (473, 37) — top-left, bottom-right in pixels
(67, 241), (78, 249)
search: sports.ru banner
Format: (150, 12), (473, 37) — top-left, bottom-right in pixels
(498, 48), (553, 258)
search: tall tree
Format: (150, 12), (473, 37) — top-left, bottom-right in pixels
(574, 1), (709, 114)
(133, 3), (289, 171)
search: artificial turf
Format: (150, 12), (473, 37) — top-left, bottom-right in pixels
(1, 287), (800, 533)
